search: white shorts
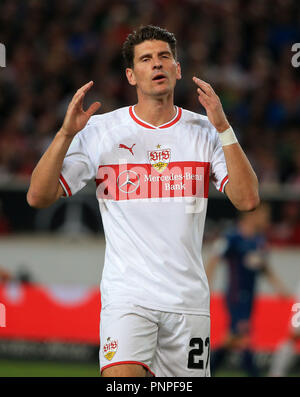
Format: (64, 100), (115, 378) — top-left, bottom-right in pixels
(99, 303), (211, 377)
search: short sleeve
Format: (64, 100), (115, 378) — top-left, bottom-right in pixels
(59, 130), (96, 197)
(210, 128), (229, 193)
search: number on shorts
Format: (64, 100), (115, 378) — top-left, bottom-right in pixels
(188, 337), (210, 370)
(205, 336), (210, 370)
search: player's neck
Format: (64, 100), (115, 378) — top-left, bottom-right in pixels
(134, 97), (176, 127)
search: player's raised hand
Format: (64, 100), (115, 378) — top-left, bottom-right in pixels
(192, 77), (230, 132)
(61, 81), (101, 137)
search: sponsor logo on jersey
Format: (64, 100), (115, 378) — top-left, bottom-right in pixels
(103, 337), (118, 361)
(148, 145), (171, 173)
(117, 170), (140, 193)
(119, 143), (136, 156)
(96, 161), (210, 202)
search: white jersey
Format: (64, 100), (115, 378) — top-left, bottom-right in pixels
(59, 105), (229, 316)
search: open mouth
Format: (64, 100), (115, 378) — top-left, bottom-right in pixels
(152, 74), (166, 81)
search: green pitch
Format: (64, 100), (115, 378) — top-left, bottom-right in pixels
(0, 359), (298, 377)
(0, 359), (241, 377)
(0, 359), (100, 377)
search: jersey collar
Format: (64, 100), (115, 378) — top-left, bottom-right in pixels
(129, 105), (182, 130)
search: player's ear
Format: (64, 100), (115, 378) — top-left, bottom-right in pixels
(176, 62), (182, 81)
(126, 68), (137, 86)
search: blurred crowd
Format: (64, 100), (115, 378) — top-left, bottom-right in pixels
(0, 0), (299, 187)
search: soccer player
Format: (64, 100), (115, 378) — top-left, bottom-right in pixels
(206, 203), (289, 376)
(268, 281), (300, 377)
(27, 25), (259, 377)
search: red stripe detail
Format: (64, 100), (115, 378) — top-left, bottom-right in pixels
(101, 361), (156, 377)
(59, 174), (72, 197)
(129, 106), (182, 129)
(160, 107), (182, 128)
(129, 106), (155, 129)
(96, 161), (210, 201)
(219, 175), (228, 192)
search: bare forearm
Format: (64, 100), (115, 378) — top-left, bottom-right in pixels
(191, 78), (259, 211)
(27, 129), (73, 208)
(223, 143), (259, 211)
(264, 267), (290, 296)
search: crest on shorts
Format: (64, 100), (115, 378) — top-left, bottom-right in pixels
(148, 145), (171, 173)
(103, 337), (118, 361)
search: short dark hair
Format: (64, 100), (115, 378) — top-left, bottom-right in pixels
(122, 25), (177, 69)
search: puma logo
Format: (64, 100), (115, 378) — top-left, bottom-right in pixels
(119, 143), (136, 156)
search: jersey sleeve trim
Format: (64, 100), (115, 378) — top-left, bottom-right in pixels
(219, 175), (229, 193)
(59, 174), (72, 197)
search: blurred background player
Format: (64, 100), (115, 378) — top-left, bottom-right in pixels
(206, 203), (289, 376)
(268, 281), (300, 377)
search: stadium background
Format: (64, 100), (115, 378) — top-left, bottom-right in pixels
(0, 0), (299, 376)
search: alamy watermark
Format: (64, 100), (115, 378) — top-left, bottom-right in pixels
(0, 303), (6, 327)
(0, 43), (6, 67)
(291, 302), (300, 328)
(95, 159), (207, 214)
(291, 43), (300, 68)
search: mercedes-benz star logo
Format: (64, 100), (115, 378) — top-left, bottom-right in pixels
(117, 170), (140, 194)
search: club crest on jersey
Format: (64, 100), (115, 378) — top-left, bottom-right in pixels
(148, 145), (171, 173)
(103, 337), (118, 361)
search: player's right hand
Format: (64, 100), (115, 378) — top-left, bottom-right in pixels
(60, 81), (101, 137)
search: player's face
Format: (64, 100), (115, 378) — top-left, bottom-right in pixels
(126, 40), (181, 98)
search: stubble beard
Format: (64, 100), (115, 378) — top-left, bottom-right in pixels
(138, 79), (175, 100)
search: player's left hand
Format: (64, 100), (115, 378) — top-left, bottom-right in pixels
(192, 77), (230, 132)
